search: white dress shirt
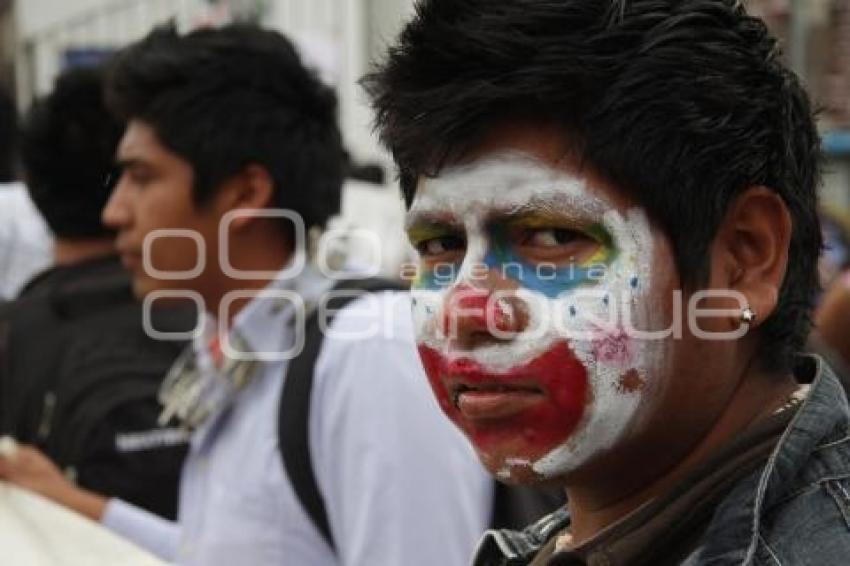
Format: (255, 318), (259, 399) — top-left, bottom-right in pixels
(102, 266), (491, 566)
(0, 182), (52, 298)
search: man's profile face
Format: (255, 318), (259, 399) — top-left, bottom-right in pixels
(405, 124), (684, 482)
(103, 120), (221, 299)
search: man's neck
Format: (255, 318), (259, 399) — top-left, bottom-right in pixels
(53, 238), (115, 266)
(564, 363), (799, 545)
(207, 231), (293, 331)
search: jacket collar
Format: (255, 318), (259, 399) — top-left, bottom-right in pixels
(697, 355), (850, 564)
(473, 356), (850, 566)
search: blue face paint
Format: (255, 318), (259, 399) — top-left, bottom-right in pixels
(415, 264), (460, 291)
(481, 224), (618, 299)
(410, 222), (619, 296)
(481, 248), (601, 298)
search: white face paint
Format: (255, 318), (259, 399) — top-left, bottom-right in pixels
(407, 153), (668, 480)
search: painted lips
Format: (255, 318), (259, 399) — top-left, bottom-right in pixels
(456, 388), (544, 420)
(418, 341), (589, 454)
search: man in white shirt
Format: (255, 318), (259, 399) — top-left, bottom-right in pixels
(0, 181), (52, 298)
(0, 85), (52, 299)
(0, 24), (490, 565)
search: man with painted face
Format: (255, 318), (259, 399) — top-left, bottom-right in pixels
(365, 1), (850, 564)
(0, 24), (490, 566)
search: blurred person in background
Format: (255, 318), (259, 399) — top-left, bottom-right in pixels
(812, 207), (850, 387)
(0, 84), (15, 183)
(818, 206), (850, 290)
(0, 83), (52, 299)
(0, 65), (193, 520)
(0, 24), (489, 566)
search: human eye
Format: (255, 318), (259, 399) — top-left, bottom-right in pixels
(129, 170), (153, 186)
(512, 225), (601, 265)
(123, 164), (155, 187)
(103, 165), (124, 191)
(414, 233), (466, 259)
(524, 228), (582, 248)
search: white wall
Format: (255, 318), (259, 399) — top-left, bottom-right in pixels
(267, 0), (376, 162)
(12, 0), (417, 163)
(365, 0), (414, 63)
(266, 0), (415, 163)
(14, 0), (204, 104)
(17, 0), (116, 36)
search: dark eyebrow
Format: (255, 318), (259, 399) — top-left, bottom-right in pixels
(404, 211), (463, 232)
(484, 197), (597, 226)
(114, 158), (150, 170)
(489, 210), (576, 227)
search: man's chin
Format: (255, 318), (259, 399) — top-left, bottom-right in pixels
(130, 276), (175, 301)
(478, 447), (569, 484)
(131, 277), (155, 300)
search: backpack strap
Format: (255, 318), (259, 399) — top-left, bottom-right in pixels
(279, 278), (405, 552)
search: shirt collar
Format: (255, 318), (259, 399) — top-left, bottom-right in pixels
(194, 262), (335, 364)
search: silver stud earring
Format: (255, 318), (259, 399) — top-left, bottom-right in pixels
(741, 307), (757, 324)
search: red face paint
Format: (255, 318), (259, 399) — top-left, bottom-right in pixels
(418, 342), (589, 466)
(591, 329), (633, 366)
(441, 285), (514, 336)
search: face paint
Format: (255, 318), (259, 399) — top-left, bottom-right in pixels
(482, 222), (617, 298)
(407, 221), (465, 290)
(419, 341), (589, 479)
(406, 153), (664, 481)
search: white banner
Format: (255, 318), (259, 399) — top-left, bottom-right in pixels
(0, 482), (165, 566)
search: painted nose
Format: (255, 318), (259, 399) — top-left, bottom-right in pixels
(442, 284), (527, 347)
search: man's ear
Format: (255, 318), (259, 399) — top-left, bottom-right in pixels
(709, 186), (792, 328)
(217, 164), (276, 231)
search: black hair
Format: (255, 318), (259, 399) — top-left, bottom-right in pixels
(20, 65), (123, 238)
(106, 23), (344, 231)
(365, 0), (823, 372)
(0, 84), (16, 182)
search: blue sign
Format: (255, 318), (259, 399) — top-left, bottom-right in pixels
(63, 48), (117, 70)
(825, 131), (850, 157)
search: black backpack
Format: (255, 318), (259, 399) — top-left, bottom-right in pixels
(278, 278), (566, 552)
(0, 257), (195, 519)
